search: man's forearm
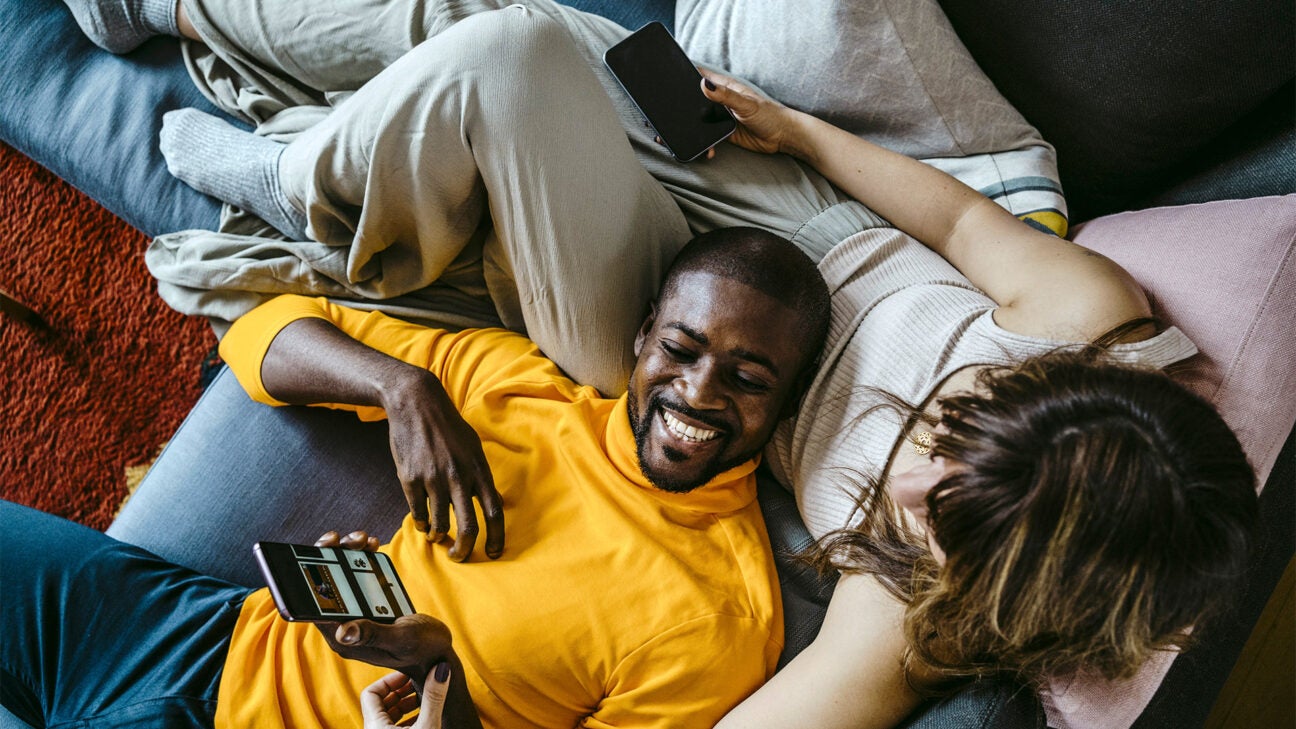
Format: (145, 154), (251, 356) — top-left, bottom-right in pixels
(259, 317), (440, 410)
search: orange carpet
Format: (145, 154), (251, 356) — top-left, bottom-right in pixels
(0, 141), (216, 530)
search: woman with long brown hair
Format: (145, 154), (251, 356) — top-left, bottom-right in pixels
(700, 72), (1259, 728)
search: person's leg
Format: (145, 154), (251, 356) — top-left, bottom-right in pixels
(66, 0), (881, 262)
(61, 0), (179, 53)
(162, 7), (689, 393)
(159, 107), (308, 238)
(0, 501), (249, 727)
(284, 7), (691, 392)
(176, 0), (632, 127)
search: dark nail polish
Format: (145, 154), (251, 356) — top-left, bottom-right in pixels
(704, 79), (717, 91)
(434, 661), (451, 683)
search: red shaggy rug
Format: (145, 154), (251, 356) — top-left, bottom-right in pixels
(0, 141), (216, 530)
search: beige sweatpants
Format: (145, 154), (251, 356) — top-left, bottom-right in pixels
(156, 0), (879, 394)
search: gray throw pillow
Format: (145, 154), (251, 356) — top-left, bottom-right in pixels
(675, 0), (1070, 234)
(675, 0), (1042, 160)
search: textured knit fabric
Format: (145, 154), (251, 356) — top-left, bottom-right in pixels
(214, 295), (783, 729)
(765, 226), (1198, 540)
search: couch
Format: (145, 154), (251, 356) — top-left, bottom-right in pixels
(1, 0), (1292, 727)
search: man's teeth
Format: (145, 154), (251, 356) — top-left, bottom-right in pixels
(663, 411), (719, 442)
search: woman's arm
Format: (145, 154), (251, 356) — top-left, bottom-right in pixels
(700, 73), (1153, 342)
(716, 574), (921, 729)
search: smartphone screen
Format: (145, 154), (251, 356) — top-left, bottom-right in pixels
(604, 22), (736, 162)
(254, 542), (416, 623)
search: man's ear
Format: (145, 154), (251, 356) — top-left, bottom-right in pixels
(633, 301), (659, 358)
(778, 360), (817, 420)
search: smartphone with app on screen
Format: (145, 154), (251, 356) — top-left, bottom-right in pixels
(604, 22), (737, 162)
(254, 541), (415, 623)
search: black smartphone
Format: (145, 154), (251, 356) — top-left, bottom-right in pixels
(604, 22), (736, 162)
(253, 541), (416, 623)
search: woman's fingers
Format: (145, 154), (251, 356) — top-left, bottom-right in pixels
(360, 672), (416, 728)
(413, 662), (452, 729)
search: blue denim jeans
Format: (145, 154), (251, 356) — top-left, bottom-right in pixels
(0, 501), (249, 728)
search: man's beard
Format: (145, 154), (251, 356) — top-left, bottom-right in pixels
(627, 391), (750, 494)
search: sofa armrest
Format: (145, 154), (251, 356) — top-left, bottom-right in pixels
(108, 366), (410, 587)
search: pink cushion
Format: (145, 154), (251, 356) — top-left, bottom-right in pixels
(1073, 194), (1296, 487)
(1041, 195), (1295, 729)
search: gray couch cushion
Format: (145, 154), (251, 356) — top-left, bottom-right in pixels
(935, 0), (1295, 219)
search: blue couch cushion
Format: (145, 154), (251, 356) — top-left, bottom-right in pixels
(0, 0), (227, 236)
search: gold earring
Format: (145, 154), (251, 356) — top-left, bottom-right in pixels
(913, 431), (933, 456)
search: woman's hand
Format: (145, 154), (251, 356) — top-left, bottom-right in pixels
(698, 69), (803, 157)
(361, 666), (452, 729)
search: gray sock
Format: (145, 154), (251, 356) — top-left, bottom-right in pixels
(160, 109), (309, 240)
(63, 0), (179, 54)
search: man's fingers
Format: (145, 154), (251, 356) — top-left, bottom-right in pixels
(341, 530), (374, 550)
(479, 477), (505, 560)
(336, 619), (369, 647)
(335, 618), (404, 659)
(335, 614), (448, 661)
(447, 476), (479, 562)
(404, 481), (431, 535)
(429, 481), (450, 544)
(314, 530), (341, 547)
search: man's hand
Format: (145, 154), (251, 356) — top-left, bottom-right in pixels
(381, 370), (505, 562)
(316, 529), (381, 552)
(312, 530), (452, 681)
(361, 666), (451, 729)
(258, 317), (506, 563)
(314, 530), (482, 728)
(321, 613), (455, 683)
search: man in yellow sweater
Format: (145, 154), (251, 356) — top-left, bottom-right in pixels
(1, 227), (829, 728)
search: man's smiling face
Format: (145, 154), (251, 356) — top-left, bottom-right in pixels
(627, 270), (809, 493)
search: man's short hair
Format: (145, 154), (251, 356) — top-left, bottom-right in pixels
(659, 226), (830, 372)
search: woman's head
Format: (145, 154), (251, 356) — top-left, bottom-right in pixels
(903, 350), (1258, 684)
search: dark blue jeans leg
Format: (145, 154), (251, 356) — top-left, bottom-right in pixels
(0, 501), (250, 728)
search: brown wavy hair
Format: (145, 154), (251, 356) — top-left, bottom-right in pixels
(811, 343), (1258, 689)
